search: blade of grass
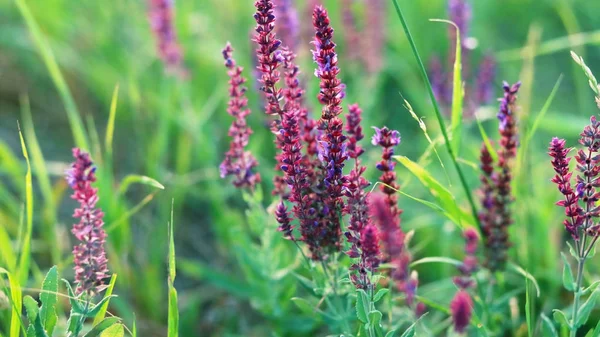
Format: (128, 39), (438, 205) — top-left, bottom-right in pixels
(17, 122), (33, 286)
(0, 268), (25, 337)
(497, 30), (600, 62)
(93, 274), (118, 325)
(168, 199), (179, 337)
(524, 75), (563, 145)
(390, 0), (482, 233)
(14, 0), (89, 150)
(105, 84), (119, 161)
(431, 19), (463, 157)
(20, 95), (60, 266)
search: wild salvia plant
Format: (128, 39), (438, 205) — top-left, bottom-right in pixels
(478, 81), (521, 272)
(450, 229), (479, 334)
(147, 0), (186, 76)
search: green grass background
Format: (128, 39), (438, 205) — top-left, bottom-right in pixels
(1, 0), (600, 335)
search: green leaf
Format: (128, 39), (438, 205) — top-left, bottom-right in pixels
(384, 330), (397, 337)
(291, 297), (316, 315)
(23, 296), (48, 337)
(99, 324), (124, 337)
(105, 84), (119, 160)
(575, 288), (600, 327)
(369, 310), (383, 330)
(39, 267), (58, 336)
(582, 280), (600, 296)
(93, 274), (118, 325)
(541, 313), (558, 337)
(590, 318), (600, 337)
(474, 114), (498, 163)
(87, 295), (117, 317)
(118, 175), (165, 195)
(17, 123), (33, 286)
(132, 314), (137, 337)
(525, 276), (534, 337)
(168, 200), (179, 337)
(395, 156), (473, 227)
(83, 318), (121, 337)
(373, 289), (389, 303)
(1, 254), (24, 337)
(410, 257), (463, 268)
(552, 309), (570, 329)
(62, 279), (83, 313)
(561, 253), (575, 291)
(356, 289), (370, 324)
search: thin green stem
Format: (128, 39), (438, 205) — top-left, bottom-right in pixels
(570, 256), (585, 337)
(390, 0), (482, 233)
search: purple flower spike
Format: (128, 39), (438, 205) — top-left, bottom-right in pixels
(66, 148), (109, 296)
(147, 0), (186, 76)
(220, 43), (261, 190)
(373, 126), (402, 220)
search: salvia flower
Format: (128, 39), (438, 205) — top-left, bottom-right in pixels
(479, 81), (520, 272)
(549, 137), (582, 238)
(550, 116), (600, 240)
(66, 148), (109, 296)
(454, 228), (479, 289)
(312, 5), (348, 255)
(219, 43), (261, 190)
(343, 104), (377, 289)
(474, 53), (497, 108)
(373, 126), (402, 221)
(450, 289), (473, 334)
(274, 0), (300, 52)
(370, 193), (417, 307)
(253, 0), (284, 116)
(341, 0), (361, 63)
(147, 0), (185, 76)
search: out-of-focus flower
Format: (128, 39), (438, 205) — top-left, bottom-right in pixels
(274, 0), (300, 51)
(450, 289), (473, 333)
(219, 43), (261, 190)
(66, 148), (109, 296)
(147, 0), (186, 76)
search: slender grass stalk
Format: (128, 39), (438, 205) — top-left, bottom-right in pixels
(390, 0), (482, 232)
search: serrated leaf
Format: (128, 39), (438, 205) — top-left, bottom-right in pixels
(83, 318), (121, 337)
(552, 309), (570, 329)
(561, 253), (575, 291)
(23, 296), (48, 337)
(39, 266), (58, 336)
(356, 289), (370, 323)
(373, 289), (389, 303)
(99, 323), (124, 337)
(575, 288), (600, 327)
(541, 313), (558, 337)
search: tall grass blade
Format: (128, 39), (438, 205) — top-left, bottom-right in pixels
(431, 19), (463, 156)
(14, 0), (89, 150)
(20, 95), (60, 265)
(93, 274), (118, 325)
(390, 0), (481, 232)
(168, 200), (179, 337)
(105, 84), (119, 161)
(17, 122), (33, 286)
(0, 268), (25, 337)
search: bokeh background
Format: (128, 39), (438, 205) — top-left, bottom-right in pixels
(1, 0), (600, 335)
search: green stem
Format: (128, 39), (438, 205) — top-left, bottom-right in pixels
(390, 0), (482, 233)
(570, 256), (585, 337)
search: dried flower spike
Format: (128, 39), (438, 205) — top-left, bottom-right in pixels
(66, 148), (109, 296)
(219, 43), (261, 190)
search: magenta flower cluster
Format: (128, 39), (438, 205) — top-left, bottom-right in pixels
(450, 228), (479, 333)
(550, 116), (600, 240)
(219, 43), (261, 190)
(66, 148), (109, 296)
(478, 81), (521, 272)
